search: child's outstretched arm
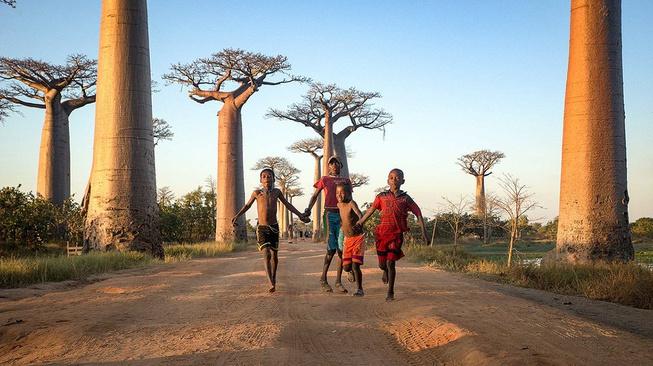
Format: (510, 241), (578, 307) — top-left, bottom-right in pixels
(304, 187), (322, 216)
(417, 215), (429, 244)
(351, 200), (364, 221)
(356, 206), (377, 227)
(279, 191), (310, 222)
(232, 191), (256, 226)
(408, 198), (430, 244)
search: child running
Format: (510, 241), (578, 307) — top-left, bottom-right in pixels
(336, 182), (366, 296)
(304, 156), (351, 293)
(232, 168), (309, 293)
(357, 168), (429, 301)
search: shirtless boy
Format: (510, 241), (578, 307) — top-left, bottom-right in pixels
(232, 168), (309, 293)
(305, 156), (351, 293)
(357, 169), (429, 300)
(336, 183), (366, 297)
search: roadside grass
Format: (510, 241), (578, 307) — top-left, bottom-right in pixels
(405, 242), (653, 310)
(0, 241), (252, 288)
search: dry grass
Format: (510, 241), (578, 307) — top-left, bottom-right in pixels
(406, 245), (653, 309)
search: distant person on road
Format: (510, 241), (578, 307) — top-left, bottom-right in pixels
(336, 182), (366, 297)
(304, 156), (351, 294)
(357, 169), (429, 301)
(232, 168), (309, 293)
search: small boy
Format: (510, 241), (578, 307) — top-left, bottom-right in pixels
(336, 182), (366, 297)
(305, 156), (351, 293)
(232, 168), (309, 293)
(357, 169), (429, 301)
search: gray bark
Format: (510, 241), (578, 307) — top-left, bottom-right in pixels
(37, 93), (70, 205)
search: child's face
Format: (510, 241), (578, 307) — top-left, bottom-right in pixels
(260, 171), (275, 187)
(328, 161), (341, 175)
(387, 170), (405, 190)
(336, 185), (350, 203)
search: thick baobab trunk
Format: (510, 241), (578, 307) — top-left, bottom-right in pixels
(475, 175), (485, 217)
(321, 115), (335, 177)
(333, 133), (349, 178)
(555, 0), (632, 263)
(37, 95), (70, 205)
(312, 156), (322, 241)
(215, 100), (247, 242)
(84, 0), (162, 257)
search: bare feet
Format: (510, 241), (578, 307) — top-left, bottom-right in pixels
(353, 289), (364, 297)
(385, 292), (395, 301)
(382, 270), (388, 284)
(269, 286), (276, 293)
(321, 280), (333, 293)
(335, 282), (348, 294)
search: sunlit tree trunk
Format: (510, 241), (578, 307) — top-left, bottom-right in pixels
(475, 175), (485, 217)
(556, 0), (632, 263)
(312, 155), (322, 241)
(321, 113), (335, 177)
(84, 0), (162, 257)
(215, 99), (247, 242)
(37, 93), (70, 205)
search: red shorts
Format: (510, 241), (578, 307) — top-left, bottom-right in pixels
(343, 234), (365, 265)
(375, 229), (404, 264)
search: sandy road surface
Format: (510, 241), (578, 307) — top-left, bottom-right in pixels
(1, 241), (652, 365)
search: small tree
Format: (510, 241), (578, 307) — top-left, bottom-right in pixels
(152, 117), (174, 146)
(164, 49), (304, 242)
(440, 195), (472, 251)
(0, 55), (96, 204)
(493, 174), (540, 266)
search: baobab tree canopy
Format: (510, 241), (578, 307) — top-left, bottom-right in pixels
(163, 48), (305, 242)
(0, 55), (96, 204)
(457, 149), (505, 217)
(268, 82), (392, 177)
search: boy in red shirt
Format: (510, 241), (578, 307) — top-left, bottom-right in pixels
(357, 168), (429, 300)
(305, 156), (351, 293)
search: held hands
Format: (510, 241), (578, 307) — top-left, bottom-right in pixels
(303, 208), (311, 217)
(299, 213), (311, 223)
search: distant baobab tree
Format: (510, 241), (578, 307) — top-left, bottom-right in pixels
(289, 138), (323, 241)
(268, 82), (392, 177)
(555, 0), (633, 263)
(164, 49), (305, 242)
(85, 0), (162, 258)
(457, 149), (504, 243)
(0, 55), (96, 205)
(349, 173), (370, 188)
(152, 117), (173, 146)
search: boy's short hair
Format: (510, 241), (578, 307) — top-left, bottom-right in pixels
(389, 168), (404, 178)
(260, 168), (275, 179)
(335, 181), (351, 192)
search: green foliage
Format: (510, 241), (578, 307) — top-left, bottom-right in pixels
(631, 217), (653, 239)
(0, 186), (83, 250)
(159, 184), (216, 243)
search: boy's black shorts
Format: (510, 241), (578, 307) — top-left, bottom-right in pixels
(257, 223), (280, 251)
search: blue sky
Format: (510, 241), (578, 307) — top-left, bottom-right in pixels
(1, 0), (651, 222)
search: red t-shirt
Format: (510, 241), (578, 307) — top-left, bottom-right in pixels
(372, 191), (422, 234)
(314, 175), (352, 209)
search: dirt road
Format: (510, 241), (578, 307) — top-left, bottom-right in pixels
(1, 241), (652, 365)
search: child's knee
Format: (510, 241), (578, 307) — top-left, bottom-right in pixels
(336, 250), (343, 258)
(378, 263), (388, 271)
(343, 264), (352, 272)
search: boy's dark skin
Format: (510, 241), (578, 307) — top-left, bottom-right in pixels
(357, 169), (429, 301)
(336, 184), (365, 295)
(305, 159), (347, 292)
(232, 170), (309, 293)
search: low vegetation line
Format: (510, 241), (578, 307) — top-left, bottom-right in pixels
(405, 245), (653, 310)
(0, 241), (247, 289)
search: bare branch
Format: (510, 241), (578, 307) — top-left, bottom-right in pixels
(349, 173), (370, 188)
(152, 117), (174, 146)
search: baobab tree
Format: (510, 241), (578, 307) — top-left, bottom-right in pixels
(164, 49), (304, 242)
(152, 118), (173, 146)
(457, 150), (504, 244)
(555, 0), (633, 263)
(349, 173), (370, 189)
(0, 55), (96, 205)
(289, 138), (323, 241)
(286, 185), (304, 239)
(252, 156), (301, 239)
(268, 82), (392, 177)
(85, 0), (162, 257)
(493, 174), (540, 266)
